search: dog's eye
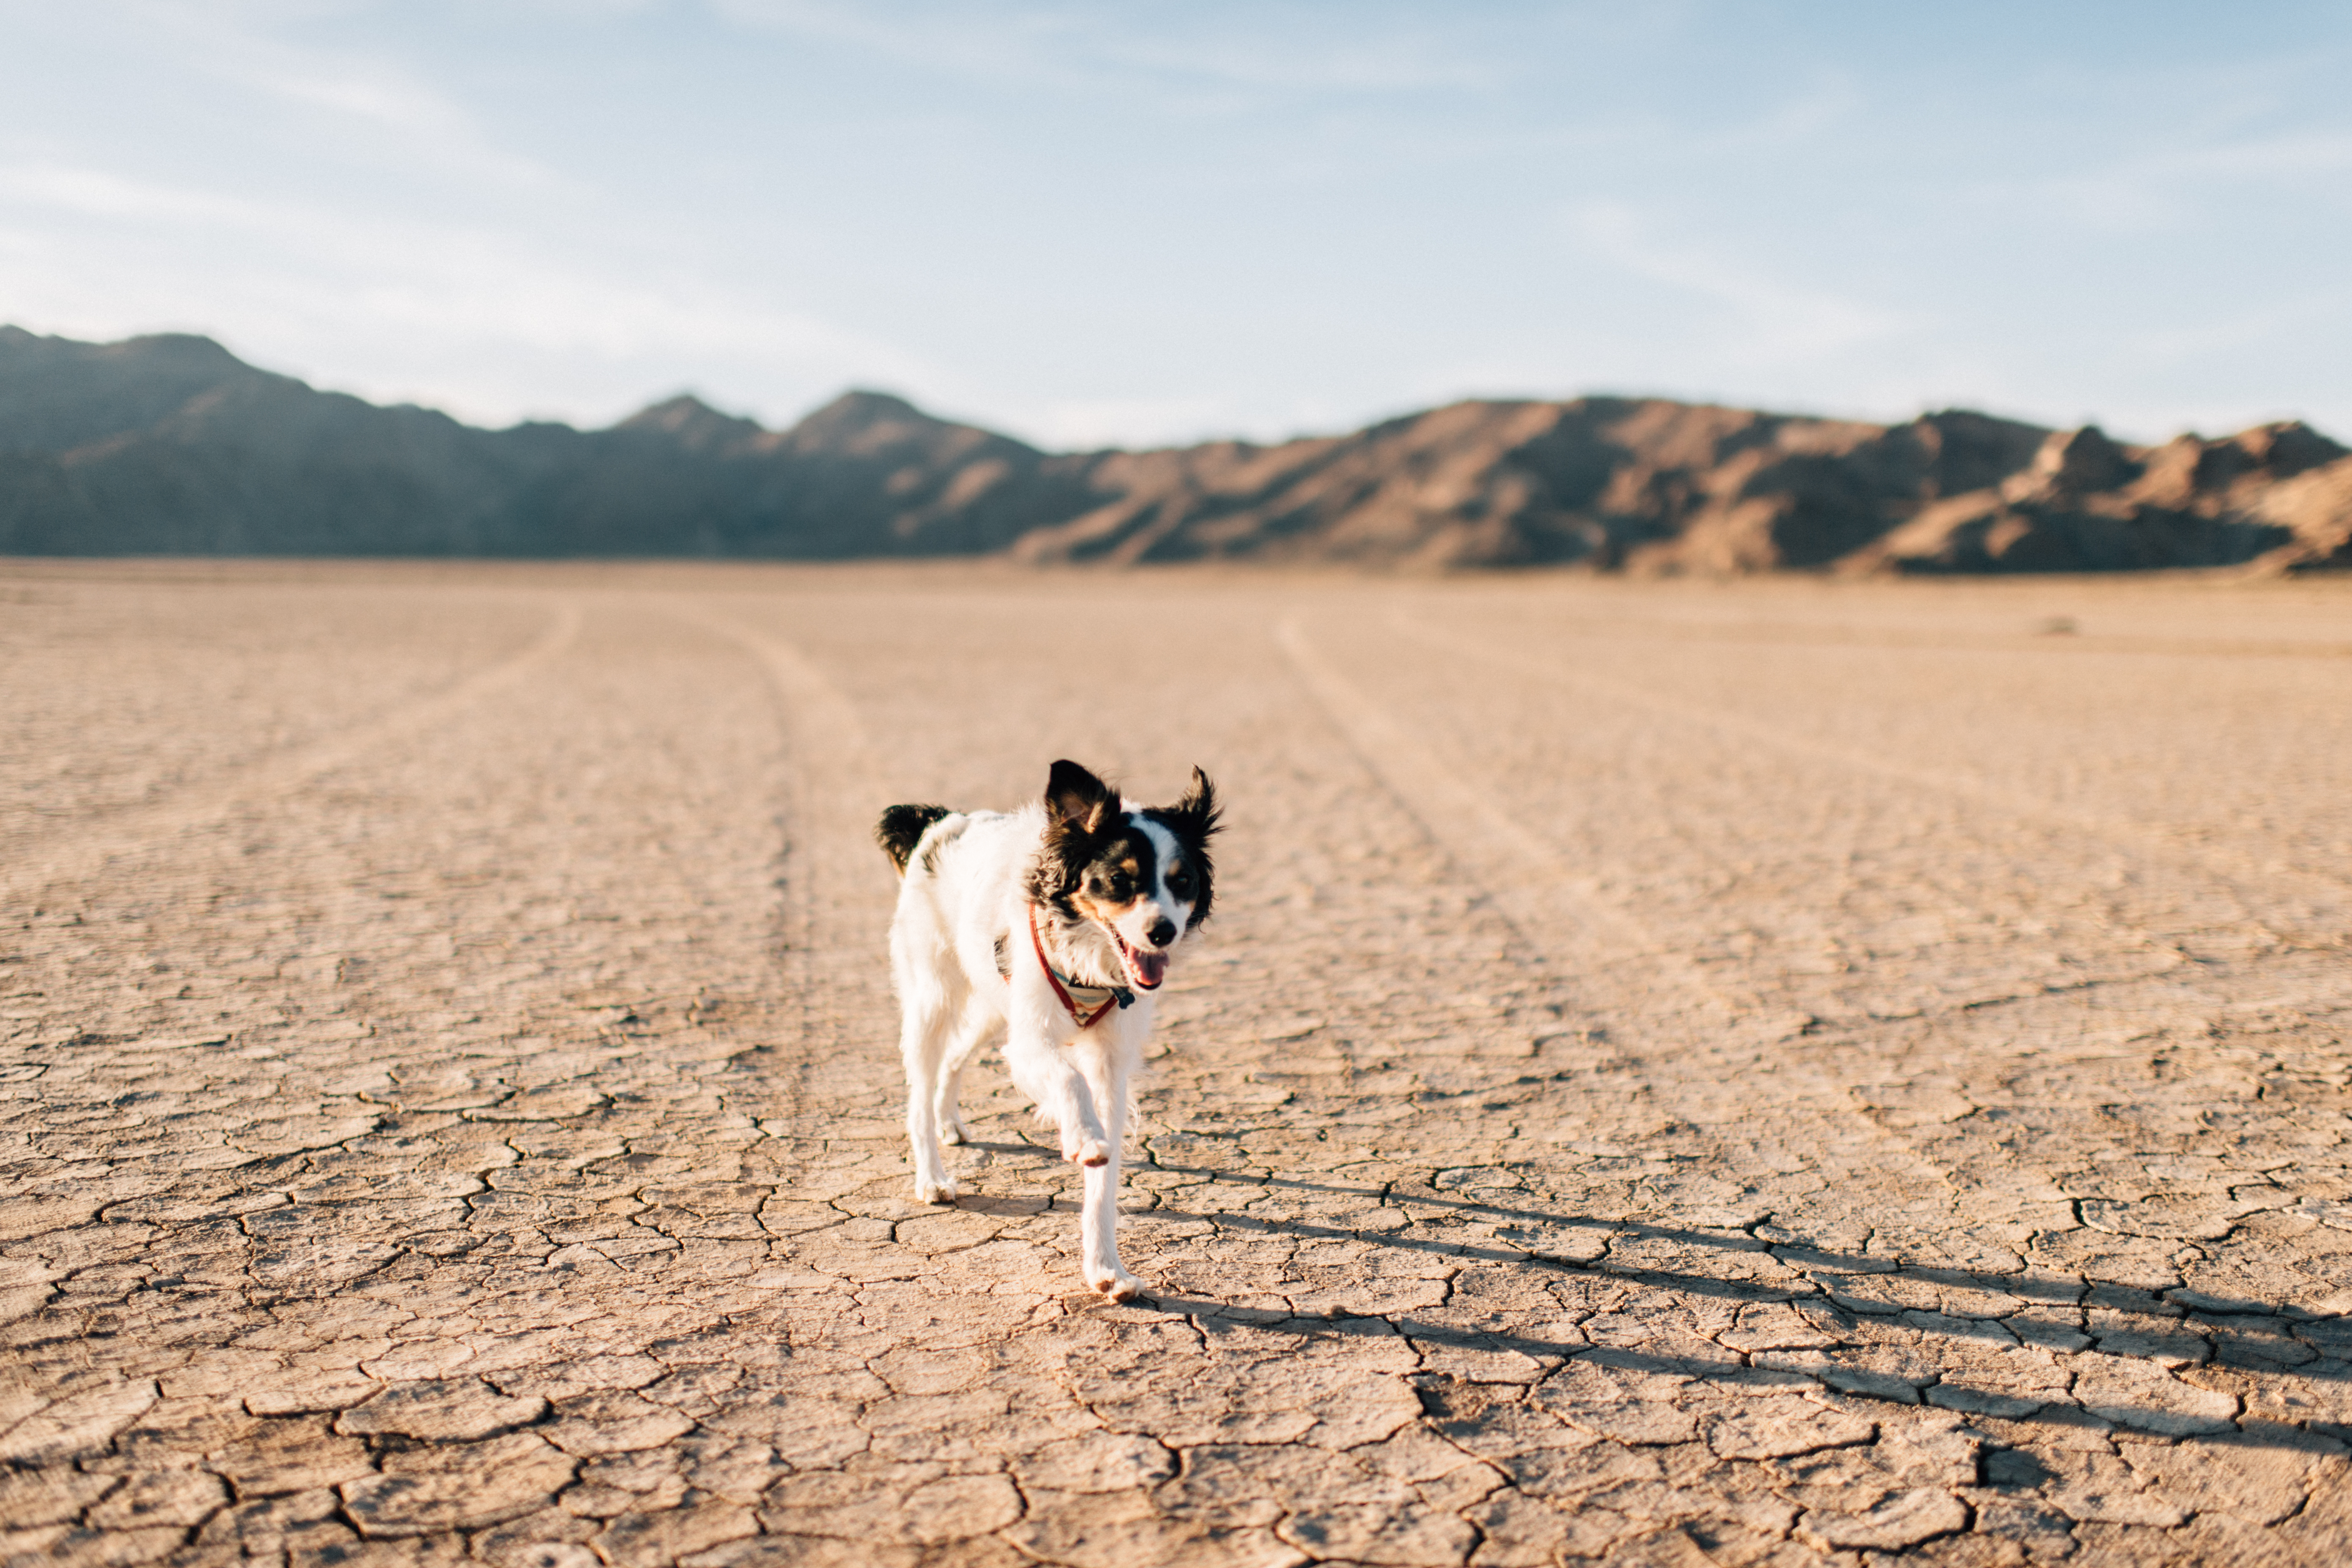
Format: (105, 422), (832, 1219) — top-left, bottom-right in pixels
(1166, 870), (1192, 898)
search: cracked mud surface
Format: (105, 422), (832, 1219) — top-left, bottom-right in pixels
(4, 559), (2351, 1568)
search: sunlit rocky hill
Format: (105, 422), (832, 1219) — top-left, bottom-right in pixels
(3, 326), (2345, 572)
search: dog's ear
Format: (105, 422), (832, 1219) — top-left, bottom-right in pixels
(1044, 759), (1115, 835)
(1026, 760), (1116, 909)
(1169, 767), (1221, 842)
(1165, 766), (1220, 925)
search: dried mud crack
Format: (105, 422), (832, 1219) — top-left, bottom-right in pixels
(4, 561), (2351, 1568)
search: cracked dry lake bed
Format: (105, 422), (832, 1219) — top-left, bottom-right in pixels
(3, 558), (2350, 1568)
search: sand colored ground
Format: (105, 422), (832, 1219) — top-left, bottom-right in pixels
(3, 559), (2350, 1568)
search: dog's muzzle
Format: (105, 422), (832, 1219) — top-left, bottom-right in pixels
(1116, 933), (1170, 989)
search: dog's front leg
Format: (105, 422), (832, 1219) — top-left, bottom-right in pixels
(1076, 1040), (1145, 1301)
(1001, 1025), (1111, 1170)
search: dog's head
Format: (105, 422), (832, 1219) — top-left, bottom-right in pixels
(1026, 759), (1221, 992)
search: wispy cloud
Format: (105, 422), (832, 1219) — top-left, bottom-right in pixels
(1568, 201), (1912, 365)
(117, 0), (566, 188)
(707, 0), (1536, 100)
(1987, 119), (2352, 236)
(0, 149), (936, 425)
(1011, 393), (1233, 450)
(0, 161), (283, 225)
(2167, 128), (2352, 182)
(2132, 285), (2352, 366)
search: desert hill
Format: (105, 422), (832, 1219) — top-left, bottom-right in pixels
(2, 326), (2345, 572)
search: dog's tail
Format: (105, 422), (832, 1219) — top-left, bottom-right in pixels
(876, 804), (953, 875)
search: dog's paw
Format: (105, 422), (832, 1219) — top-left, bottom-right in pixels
(1066, 1137), (1111, 1168)
(913, 1177), (958, 1205)
(1086, 1265), (1149, 1303)
(941, 1117), (968, 1147)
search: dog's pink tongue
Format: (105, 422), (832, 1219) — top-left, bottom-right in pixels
(1129, 947), (1169, 988)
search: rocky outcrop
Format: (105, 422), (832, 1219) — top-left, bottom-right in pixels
(4, 325), (2347, 572)
(493, 389), (1100, 558)
(1013, 400), (2056, 571)
(0, 328), (583, 555)
(1843, 421), (2346, 576)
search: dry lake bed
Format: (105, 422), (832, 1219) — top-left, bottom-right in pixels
(3, 559), (2350, 1568)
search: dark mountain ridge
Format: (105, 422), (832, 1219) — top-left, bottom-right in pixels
(3, 326), (2346, 573)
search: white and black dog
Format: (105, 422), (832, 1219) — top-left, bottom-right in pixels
(876, 760), (1220, 1301)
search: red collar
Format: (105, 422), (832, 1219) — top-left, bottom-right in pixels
(1026, 902), (1129, 1029)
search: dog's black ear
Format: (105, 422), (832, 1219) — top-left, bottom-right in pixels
(1169, 767), (1221, 841)
(1045, 759), (1115, 835)
(1166, 766), (1220, 924)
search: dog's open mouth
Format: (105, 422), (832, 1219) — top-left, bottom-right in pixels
(1116, 934), (1169, 990)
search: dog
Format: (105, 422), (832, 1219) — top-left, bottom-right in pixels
(876, 759), (1220, 1301)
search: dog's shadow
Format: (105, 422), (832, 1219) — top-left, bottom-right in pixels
(950, 1191), (1056, 1217)
(1085, 1167), (2352, 1459)
(951, 1138), (1047, 1158)
(943, 1138), (1076, 1215)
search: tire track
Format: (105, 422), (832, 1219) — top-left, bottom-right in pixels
(1375, 607), (2259, 1016)
(1389, 607), (2352, 913)
(1330, 606), (2352, 1200)
(1384, 607), (2351, 1018)
(1274, 611), (1754, 1036)
(1277, 615), (1972, 1225)
(689, 602), (899, 1121)
(3, 598), (583, 907)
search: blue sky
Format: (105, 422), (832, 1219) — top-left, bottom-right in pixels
(3, 2), (2347, 447)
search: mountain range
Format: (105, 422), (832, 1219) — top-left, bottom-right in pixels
(3, 326), (2347, 573)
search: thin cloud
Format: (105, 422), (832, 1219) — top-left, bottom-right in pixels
(1568, 201), (1913, 365)
(0, 160), (288, 225)
(2133, 286), (2352, 366)
(0, 150), (939, 425)
(120, 0), (567, 190)
(708, 0), (1569, 100)
(1013, 394), (1233, 451)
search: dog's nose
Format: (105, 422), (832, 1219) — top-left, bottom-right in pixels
(1148, 917), (1177, 946)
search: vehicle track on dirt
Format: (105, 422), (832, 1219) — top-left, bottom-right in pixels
(1276, 608), (2014, 1233)
(1388, 608), (2352, 920)
(690, 602), (900, 1127)
(0, 598), (583, 908)
(1375, 608), (2333, 1020)
(1275, 610), (1752, 1031)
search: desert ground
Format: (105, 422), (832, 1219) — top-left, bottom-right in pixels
(3, 559), (2350, 1568)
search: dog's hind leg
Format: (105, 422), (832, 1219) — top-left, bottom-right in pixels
(935, 996), (993, 1146)
(899, 989), (963, 1205)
